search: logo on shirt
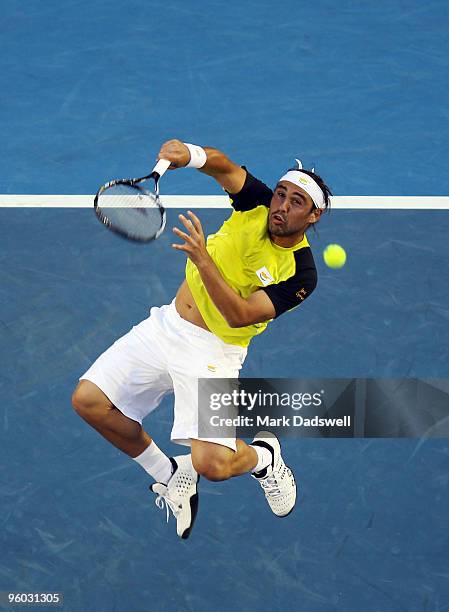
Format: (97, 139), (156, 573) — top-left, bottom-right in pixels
(256, 266), (274, 286)
(296, 287), (307, 301)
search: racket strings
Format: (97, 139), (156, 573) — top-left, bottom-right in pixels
(96, 182), (165, 242)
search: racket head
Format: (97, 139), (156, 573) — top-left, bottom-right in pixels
(94, 177), (166, 243)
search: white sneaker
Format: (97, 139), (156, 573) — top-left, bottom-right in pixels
(150, 455), (199, 539)
(251, 431), (297, 517)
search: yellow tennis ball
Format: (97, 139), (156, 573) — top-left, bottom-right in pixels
(323, 244), (346, 269)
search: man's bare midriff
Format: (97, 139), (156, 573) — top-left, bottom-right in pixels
(175, 279), (210, 331)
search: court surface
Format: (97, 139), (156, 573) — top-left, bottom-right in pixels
(1, 1), (449, 611)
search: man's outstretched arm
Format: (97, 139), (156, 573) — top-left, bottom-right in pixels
(158, 139), (246, 194)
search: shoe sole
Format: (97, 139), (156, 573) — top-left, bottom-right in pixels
(180, 475), (200, 539)
(253, 431), (297, 518)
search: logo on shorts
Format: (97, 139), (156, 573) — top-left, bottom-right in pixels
(207, 364), (217, 372)
(256, 266), (274, 286)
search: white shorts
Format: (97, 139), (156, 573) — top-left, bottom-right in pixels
(80, 300), (247, 450)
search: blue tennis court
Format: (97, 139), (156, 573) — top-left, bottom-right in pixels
(1, 1), (448, 611)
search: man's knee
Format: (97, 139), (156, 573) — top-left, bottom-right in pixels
(192, 450), (233, 482)
(72, 381), (110, 421)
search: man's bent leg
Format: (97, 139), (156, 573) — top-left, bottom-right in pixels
(72, 380), (173, 485)
(72, 380), (151, 457)
(192, 434), (297, 517)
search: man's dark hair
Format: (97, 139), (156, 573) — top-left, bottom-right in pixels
(286, 167), (332, 211)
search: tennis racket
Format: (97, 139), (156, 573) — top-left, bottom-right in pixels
(93, 158), (171, 243)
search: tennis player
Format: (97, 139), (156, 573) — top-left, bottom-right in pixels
(72, 140), (331, 539)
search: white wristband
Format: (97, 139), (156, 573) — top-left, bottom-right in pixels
(184, 143), (207, 168)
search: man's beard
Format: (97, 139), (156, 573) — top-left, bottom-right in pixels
(268, 220), (295, 236)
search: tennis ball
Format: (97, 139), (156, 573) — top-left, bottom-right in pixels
(323, 244), (346, 269)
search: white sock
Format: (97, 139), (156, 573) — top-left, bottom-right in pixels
(133, 441), (173, 484)
(251, 444), (272, 473)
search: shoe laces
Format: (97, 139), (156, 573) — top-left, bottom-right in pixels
(154, 490), (181, 523)
(259, 475), (282, 498)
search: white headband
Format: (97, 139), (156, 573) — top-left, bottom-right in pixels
(278, 159), (325, 210)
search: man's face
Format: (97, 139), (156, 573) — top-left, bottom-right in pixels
(268, 181), (321, 239)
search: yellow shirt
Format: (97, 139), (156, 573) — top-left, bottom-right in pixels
(186, 200), (316, 347)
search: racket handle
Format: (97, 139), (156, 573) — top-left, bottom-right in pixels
(152, 158), (171, 179)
